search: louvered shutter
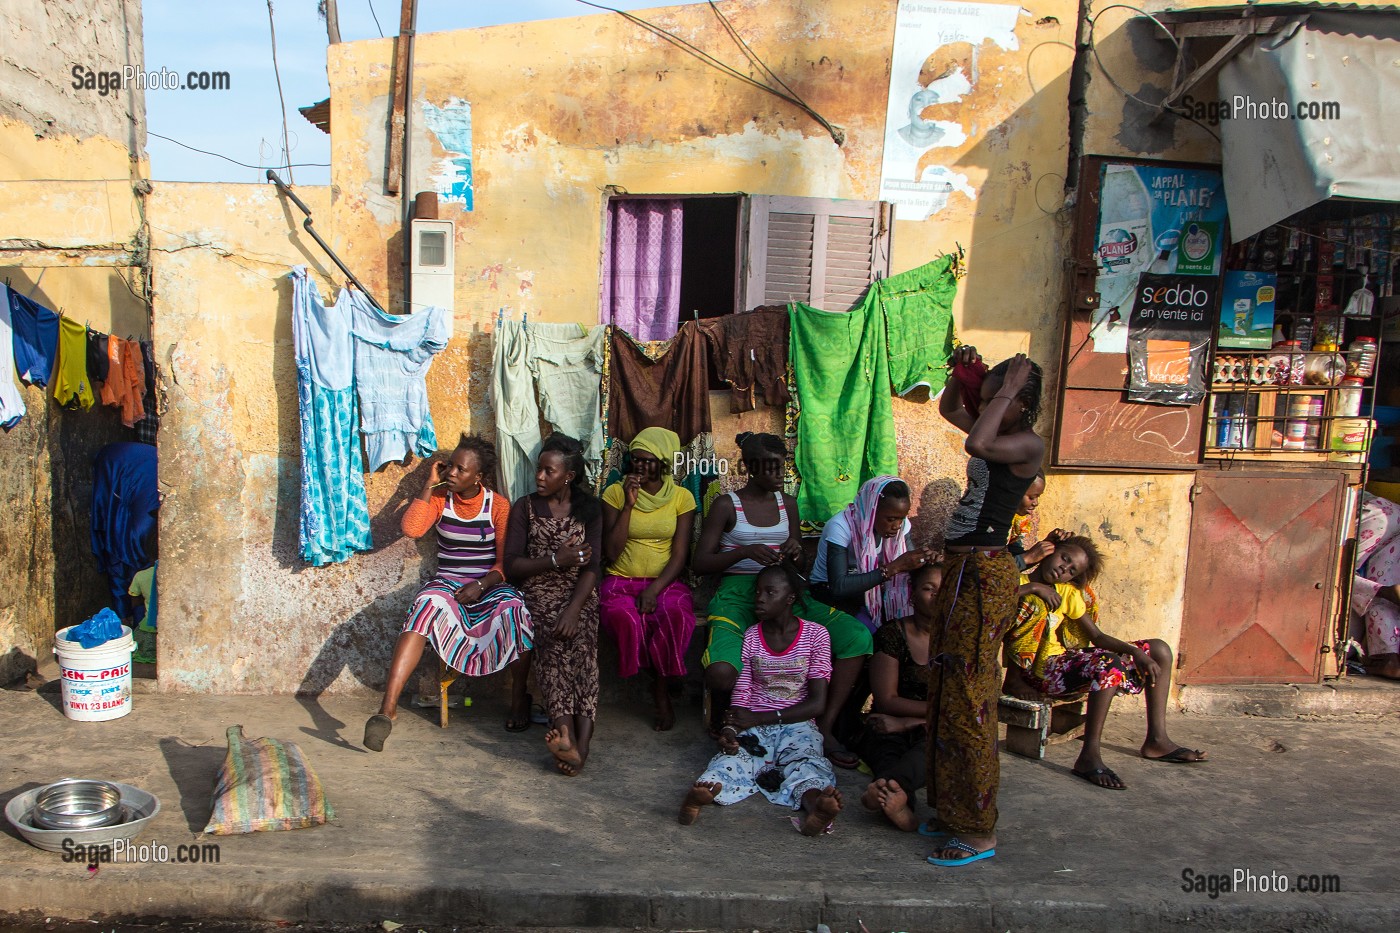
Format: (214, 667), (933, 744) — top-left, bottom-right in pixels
(741, 195), (893, 311)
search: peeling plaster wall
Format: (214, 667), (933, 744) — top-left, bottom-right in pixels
(0, 0), (147, 685)
(148, 183), (431, 696)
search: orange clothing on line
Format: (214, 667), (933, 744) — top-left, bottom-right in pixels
(401, 487), (511, 574)
(121, 338), (146, 426)
(100, 336), (127, 409)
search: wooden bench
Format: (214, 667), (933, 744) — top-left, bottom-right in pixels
(998, 693), (1087, 759)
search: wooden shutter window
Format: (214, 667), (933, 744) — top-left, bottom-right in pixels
(743, 195), (893, 312)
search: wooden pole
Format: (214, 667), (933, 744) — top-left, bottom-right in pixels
(321, 0), (341, 44)
(385, 0), (415, 196)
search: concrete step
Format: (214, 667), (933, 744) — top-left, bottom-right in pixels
(1179, 677), (1400, 719)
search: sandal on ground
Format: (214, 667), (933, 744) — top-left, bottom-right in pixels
(363, 714), (393, 752)
(824, 742), (860, 770)
(505, 693), (533, 732)
(1144, 746), (1207, 764)
(927, 838), (996, 867)
(1072, 766), (1127, 790)
(917, 822), (950, 840)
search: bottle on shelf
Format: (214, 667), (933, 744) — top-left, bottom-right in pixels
(1348, 336), (1377, 379)
(1336, 376), (1365, 418)
(1305, 344), (1346, 386)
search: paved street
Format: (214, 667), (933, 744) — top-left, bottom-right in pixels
(1, 685), (1398, 932)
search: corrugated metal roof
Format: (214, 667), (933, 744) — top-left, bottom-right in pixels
(1157, 3), (1400, 21)
(298, 98), (330, 134)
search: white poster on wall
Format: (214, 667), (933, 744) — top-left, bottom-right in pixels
(878, 2), (1023, 222)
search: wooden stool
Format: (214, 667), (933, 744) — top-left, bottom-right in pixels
(437, 659), (459, 729)
(998, 693), (1087, 759)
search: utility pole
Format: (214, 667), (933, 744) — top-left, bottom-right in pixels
(320, 0), (341, 44)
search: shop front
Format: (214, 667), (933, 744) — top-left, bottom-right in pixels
(1054, 7), (1400, 685)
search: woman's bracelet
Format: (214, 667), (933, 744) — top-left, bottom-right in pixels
(720, 725), (738, 735)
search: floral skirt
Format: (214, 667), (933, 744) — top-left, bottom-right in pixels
(1027, 640), (1153, 697)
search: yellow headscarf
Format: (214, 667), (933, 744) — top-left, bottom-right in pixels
(629, 426), (681, 512)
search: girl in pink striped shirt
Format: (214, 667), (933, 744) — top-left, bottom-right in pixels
(678, 564), (843, 836)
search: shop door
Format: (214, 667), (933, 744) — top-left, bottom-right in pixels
(1178, 471), (1345, 684)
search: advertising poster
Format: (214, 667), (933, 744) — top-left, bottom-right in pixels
(876, 2), (1022, 221)
(1091, 164), (1227, 354)
(1218, 270), (1277, 349)
(1127, 273), (1219, 405)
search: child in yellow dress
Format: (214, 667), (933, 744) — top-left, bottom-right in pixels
(1005, 535), (1207, 791)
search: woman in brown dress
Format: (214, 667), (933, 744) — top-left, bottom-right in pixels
(505, 434), (602, 776)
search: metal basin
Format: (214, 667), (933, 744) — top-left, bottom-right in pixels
(5, 781), (160, 853)
(30, 779), (125, 830)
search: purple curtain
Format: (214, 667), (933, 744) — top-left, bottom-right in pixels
(600, 199), (684, 342)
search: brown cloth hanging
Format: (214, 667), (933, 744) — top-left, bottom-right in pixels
(607, 321), (711, 445)
(698, 307), (791, 414)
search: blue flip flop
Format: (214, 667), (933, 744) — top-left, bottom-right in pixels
(917, 823), (949, 840)
(927, 838), (996, 867)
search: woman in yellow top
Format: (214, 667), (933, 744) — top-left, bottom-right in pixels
(1005, 534), (1206, 791)
(600, 427), (697, 730)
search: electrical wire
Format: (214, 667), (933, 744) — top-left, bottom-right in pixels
(147, 132), (330, 171)
(367, 0), (385, 38)
(575, 0), (844, 146)
(266, 1), (296, 185)
(1085, 2), (1222, 143)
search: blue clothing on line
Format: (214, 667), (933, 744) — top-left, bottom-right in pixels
(350, 290), (451, 471)
(6, 283), (60, 388)
(91, 442), (159, 618)
(290, 267), (373, 566)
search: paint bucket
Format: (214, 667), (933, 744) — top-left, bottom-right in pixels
(53, 625), (134, 722)
(1329, 418), (1372, 453)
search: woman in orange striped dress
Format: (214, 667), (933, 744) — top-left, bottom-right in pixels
(363, 434), (534, 752)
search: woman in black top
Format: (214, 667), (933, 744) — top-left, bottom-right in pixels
(924, 347), (1044, 867)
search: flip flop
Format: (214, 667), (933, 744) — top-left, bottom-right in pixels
(1072, 766), (1127, 790)
(825, 742), (860, 770)
(927, 838), (996, 867)
(917, 823), (950, 840)
(363, 714), (393, 752)
(1146, 747), (1207, 764)
(505, 693), (533, 732)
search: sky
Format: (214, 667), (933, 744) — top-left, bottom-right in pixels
(141, 1), (706, 186)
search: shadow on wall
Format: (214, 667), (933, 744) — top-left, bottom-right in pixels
(915, 477), (965, 553)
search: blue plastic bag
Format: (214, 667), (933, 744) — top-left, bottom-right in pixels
(70, 607), (124, 649)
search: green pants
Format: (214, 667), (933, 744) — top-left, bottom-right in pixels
(701, 573), (873, 671)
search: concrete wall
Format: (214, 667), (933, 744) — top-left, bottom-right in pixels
(0, 0), (147, 684)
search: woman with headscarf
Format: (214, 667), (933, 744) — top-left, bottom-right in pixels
(810, 475), (936, 767)
(600, 427), (697, 730)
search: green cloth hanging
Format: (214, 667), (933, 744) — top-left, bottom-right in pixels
(789, 295), (898, 524)
(882, 257), (957, 397)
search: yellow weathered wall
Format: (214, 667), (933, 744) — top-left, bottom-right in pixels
(148, 182), (424, 694)
(0, 0), (148, 684)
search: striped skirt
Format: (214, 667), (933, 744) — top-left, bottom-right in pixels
(403, 577), (534, 677)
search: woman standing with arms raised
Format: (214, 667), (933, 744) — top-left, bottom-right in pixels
(925, 348), (1044, 867)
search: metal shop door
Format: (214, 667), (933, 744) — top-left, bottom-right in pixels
(1178, 471), (1346, 684)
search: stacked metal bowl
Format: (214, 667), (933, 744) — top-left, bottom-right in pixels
(29, 779), (125, 830)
